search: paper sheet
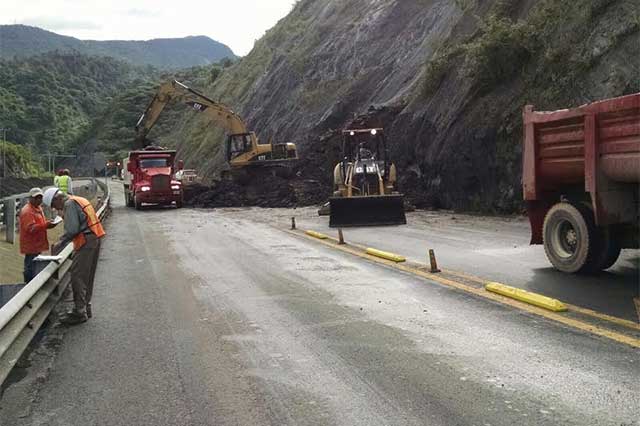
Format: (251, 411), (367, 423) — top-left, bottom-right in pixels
(34, 255), (63, 263)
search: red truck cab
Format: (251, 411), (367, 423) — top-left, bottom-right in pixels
(123, 148), (184, 210)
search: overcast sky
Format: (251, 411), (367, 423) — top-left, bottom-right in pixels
(0, 0), (296, 55)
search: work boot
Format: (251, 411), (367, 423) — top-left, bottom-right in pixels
(86, 303), (92, 319)
(60, 310), (88, 326)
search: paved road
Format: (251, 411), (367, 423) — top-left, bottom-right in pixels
(286, 208), (640, 322)
(7, 183), (639, 426)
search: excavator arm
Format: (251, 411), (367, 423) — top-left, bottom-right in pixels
(135, 80), (249, 148)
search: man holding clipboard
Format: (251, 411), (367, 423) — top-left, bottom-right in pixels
(43, 188), (106, 325)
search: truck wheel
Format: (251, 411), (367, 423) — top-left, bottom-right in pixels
(543, 202), (598, 273)
(134, 195), (142, 211)
(592, 227), (621, 271)
(176, 198), (183, 209)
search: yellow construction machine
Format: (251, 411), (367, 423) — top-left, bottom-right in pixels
(325, 128), (406, 227)
(135, 80), (298, 177)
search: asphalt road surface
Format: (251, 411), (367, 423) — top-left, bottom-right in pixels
(6, 183), (639, 426)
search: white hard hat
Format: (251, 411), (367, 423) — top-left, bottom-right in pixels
(43, 187), (60, 207)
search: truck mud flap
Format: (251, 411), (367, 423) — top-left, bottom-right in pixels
(329, 195), (407, 228)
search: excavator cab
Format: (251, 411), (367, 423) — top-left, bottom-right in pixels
(328, 128), (406, 227)
(226, 133), (255, 161)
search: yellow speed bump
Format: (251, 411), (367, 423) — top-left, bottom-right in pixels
(305, 230), (329, 240)
(486, 282), (567, 312)
(366, 248), (406, 263)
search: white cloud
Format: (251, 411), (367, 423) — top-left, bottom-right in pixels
(0, 0), (296, 55)
(20, 17), (101, 31)
(123, 8), (161, 18)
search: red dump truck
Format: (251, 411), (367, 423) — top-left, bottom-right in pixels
(523, 93), (639, 273)
(123, 148), (184, 210)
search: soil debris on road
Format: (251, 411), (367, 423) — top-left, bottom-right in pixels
(184, 175), (328, 208)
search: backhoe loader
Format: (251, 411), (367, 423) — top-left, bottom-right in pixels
(326, 128), (406, 227)
(135, 80), (298, 177)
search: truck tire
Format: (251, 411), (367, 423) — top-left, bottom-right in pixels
(543, 202), (598, 273)
(176, 198), (183, 209)
(591, 227), (621, 271)
(134, 195), (142, 211)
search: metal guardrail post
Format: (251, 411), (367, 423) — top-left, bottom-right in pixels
(5, 198), (15, 244)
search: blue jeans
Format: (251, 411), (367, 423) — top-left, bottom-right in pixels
(23, 254), (38, 283)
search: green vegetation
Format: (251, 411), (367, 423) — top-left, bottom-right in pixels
(0, 52), (158, 158)
(1, 141), (45, 177)
(424, 0), (639, 102)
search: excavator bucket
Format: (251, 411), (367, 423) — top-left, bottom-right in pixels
(329, 195), (407, 228)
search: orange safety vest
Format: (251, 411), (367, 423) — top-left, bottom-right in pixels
(69, 196), (106, 250)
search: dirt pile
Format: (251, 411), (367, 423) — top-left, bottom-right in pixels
(184, 176), (328, 208)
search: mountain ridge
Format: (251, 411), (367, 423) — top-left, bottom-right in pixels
(0, 25), (237, 69)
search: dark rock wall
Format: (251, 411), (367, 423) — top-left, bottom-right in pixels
(169, 0), (639, 212)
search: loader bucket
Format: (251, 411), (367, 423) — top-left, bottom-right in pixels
(329, 195), (407, 228)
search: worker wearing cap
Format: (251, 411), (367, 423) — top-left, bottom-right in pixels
(19, 188), (59, 283)
(43, 188), (106, 325)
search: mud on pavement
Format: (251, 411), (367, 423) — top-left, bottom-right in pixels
(184, 175), (328, 208)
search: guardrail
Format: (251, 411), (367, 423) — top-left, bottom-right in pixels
(0, 192), (29, 244)
(0, 178), (110, 385)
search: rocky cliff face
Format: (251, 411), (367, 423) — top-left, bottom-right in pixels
(163, 0), (639, 212)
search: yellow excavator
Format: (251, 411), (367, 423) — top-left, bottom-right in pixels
(325, 128), (406, 227)
(135, 80), (298, 177)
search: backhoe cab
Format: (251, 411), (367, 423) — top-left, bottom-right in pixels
(327, 128), (406, 227)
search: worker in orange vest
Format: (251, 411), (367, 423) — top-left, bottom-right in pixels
(44, 188), (106, 325)
(19, 188), (59, 283)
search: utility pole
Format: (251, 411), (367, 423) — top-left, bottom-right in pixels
(0, 128), (9, 178)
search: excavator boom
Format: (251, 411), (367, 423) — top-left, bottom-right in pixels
(134, 80), (298, 172)
(135, 80), (248, 148)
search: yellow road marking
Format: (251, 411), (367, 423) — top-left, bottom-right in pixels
(289, 229), (640, 349)
(565, 303), (640, 332)
(486, 282), (568, 312)
(444, 268), (640, 331)
(365, 248), (406, 263)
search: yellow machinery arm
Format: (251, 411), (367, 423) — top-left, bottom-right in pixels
(135, 80), (248, 148)
(135, 79), (298, 171)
